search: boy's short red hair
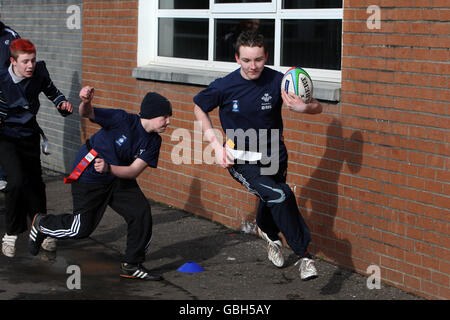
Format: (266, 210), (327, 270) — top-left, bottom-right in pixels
(10, 38), (36, 60)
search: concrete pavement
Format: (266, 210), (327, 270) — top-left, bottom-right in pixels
(0, 170), (422, 302)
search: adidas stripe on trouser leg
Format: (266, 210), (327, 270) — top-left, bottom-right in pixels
(38, 179), (153, 264)
(37, 180), (114, 242)
(39, 214), (81, 238)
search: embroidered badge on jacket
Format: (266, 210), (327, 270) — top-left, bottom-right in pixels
(232, 100), (240, 113)
(115, 134), (127, 147)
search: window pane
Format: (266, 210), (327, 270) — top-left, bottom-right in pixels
(158, 18), (208, 60)
(282, 0), (342, 8)
(215, 0), (270, 3)
(159, 0), (209, 9)
(215, 19), (274, 65)
(281, 20), (341, 70)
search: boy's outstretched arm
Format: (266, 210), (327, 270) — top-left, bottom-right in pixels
(94, 157), (148, 180)
(79, 86), (95, 121)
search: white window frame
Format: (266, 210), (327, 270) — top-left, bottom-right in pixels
(137, 0), (342, 83)
(212, 0), (277, 13)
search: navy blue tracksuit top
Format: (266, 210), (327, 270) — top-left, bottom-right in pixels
(0, 61), (68, 138)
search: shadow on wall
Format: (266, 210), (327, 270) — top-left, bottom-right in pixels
(62, 71), (82, 173)
(299, 118), (364, 295)
(185, 176), (209, 220)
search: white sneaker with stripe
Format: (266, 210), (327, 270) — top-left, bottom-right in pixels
(2, 234), (18, 258)
(296, 257), (318, 280)
(257, 227), (285, 268)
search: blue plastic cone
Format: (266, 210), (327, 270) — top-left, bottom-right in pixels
(177, 261), (205, 273)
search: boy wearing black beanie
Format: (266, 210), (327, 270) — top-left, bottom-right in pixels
(28, 86), (171, 281)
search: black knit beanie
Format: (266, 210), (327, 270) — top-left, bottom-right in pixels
(139, 92), (172, 119)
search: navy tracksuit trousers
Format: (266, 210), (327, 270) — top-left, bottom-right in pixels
(0, 133), (47, 235)
(39, 178), (153, 265)
(228, 162), (311, 257)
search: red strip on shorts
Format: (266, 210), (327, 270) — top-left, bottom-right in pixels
(63, 149), (98, 184)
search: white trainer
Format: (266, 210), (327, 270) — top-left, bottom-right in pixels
(296, 257), (318, 280)
(41, 237), (57, 252)
(257, 227), (284, 268)
(2, 234), (18, 258)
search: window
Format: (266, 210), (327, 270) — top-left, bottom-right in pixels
(138, 0), (342, 83)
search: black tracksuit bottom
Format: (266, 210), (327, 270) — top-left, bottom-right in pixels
(228, 162), (311, 257)
(39, 178), (153, 265)
(0, 133), (47, 235)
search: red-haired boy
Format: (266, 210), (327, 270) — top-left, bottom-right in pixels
(0, 38), (73, 257)
(0, 14), (20, 191)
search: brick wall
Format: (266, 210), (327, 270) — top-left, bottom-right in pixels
(1, 0), (83, 173)
(340, 0), (449, 299)
(81, 0), (449, 299)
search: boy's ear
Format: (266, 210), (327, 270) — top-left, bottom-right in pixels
(235, 53), (240, 64)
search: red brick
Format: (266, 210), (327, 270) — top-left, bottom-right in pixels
(80, 0), (449, 300)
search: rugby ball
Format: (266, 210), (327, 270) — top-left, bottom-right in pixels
(281, 67), (313, 103)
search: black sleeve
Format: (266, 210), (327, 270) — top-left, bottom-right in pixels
(0, 27), (20, 68)
(37, 61), (71, 116)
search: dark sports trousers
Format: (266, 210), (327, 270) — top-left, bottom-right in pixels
(0, 133), (47, 235)
(39, 178), (153, 265)
(228, 162), (311, 257)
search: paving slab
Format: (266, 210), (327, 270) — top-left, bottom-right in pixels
(0, 171), (423, 302)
